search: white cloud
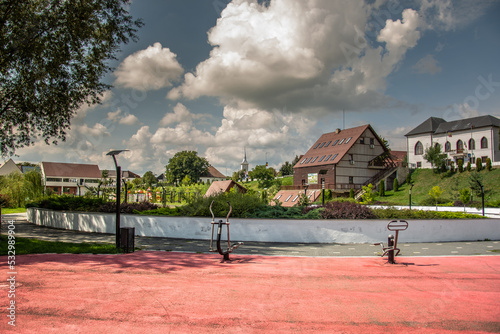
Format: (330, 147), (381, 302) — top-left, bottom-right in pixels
(119, 114), (139, 125)
(107, 109), (122, 122)
(413, 54), (442, 74)
(160, 103), (201, 126)
(114, 42), (184, 91)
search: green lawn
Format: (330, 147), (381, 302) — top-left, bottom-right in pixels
(0, 236), (121, 255)
(376, 168), (500, 206)
(1, 207), (27, 214)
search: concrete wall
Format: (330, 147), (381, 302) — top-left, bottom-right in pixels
(27, 208), (500, 244)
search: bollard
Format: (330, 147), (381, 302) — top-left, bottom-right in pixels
(387, 234), (395, 264)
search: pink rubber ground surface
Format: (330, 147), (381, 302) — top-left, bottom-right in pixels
(1, 252), (499, 333)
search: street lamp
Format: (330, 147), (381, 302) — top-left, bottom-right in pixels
(409, 183), (414, 210)
(106, 149), (129, 248)
(476, 180), (485, 217)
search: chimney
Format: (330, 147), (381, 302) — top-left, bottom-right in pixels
(335, 128), (341, 134)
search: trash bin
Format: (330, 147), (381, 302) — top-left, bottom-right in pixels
(120, 227), (135, 253)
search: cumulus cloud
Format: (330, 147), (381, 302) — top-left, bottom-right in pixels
(413, 54), (442, 74)
(167, 0), (427, 115)
(114, 42), (184, 91)
(159, 103), (205, 127)
(119, 114), (139, 125)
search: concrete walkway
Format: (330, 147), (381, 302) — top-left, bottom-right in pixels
(2, 213), (499, 257)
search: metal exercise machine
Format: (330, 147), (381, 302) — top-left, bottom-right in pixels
(374, 220), (408, 264)
(209, 201), (243, 262)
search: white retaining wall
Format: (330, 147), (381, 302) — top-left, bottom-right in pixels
(27, 208), (500, 244)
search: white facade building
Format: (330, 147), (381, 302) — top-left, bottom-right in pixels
(406, 115), (500, 169)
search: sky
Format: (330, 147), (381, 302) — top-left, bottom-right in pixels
(12, 0), (500, 177)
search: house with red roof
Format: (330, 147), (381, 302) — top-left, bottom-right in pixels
(200, 166), (226, 184)
(204, 180), (247, 198)
(41, 162), (102, 196)
(273, 124), (403, 207)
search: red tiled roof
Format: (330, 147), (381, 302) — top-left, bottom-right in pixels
(294, 125), (382, 169)
(42, 162), (101, 178)
(272, 190), (322, 207)
(204, 180), (247, 197)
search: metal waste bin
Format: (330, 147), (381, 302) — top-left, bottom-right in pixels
(120, 227), (135, 253)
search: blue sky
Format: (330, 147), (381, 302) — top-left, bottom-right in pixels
(14, 0), (500, 176)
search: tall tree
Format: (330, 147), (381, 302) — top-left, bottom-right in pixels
(0, 0), (143, 156)
(165, 151), (210, 185)
(142, 171), (157, 188)
(423, 144), (447, 173)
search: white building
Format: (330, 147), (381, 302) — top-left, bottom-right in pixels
(41, 162), (101, 196)
(405, 115), (500, 169)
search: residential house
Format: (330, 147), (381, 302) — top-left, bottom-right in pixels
(41, 162), (101, 196)
(204, 180), (247, 198)
(405, 115), (500, 169)
(0, 159), (22, 176)
(273, 124), (400, 206)
(200, 166), (226, 184)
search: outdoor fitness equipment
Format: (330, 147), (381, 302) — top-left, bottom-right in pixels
(374, 220), (408, 264)
(209, 201), (243, 262)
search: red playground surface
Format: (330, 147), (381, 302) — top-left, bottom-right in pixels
(1, 252), (499, 333)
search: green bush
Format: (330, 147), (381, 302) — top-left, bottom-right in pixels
(27, 195), (106, 211)
(371, 207), (485, 219)
(476, 158), (483, 172)
(180, 191), (265, 218)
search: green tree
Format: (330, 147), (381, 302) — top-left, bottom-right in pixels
(457, 159), (464, 173)
(458, 188), (471, 212)
(379, 181), (385, 197)
(466, 161), (472, 172)
(0, 172), (26, 207)
(23, 169), (43, 201)
(360, 183), (376, 204)
(165, 151), (210, 185)
(476, 158), (483, 172)
(249, 165), (276, 188)
(428, 186), (444, 209)
(279, 161), (294, 176)
(423, 144), (447, 173)
(393, 178), (399, 192)
(142, 171), (157, 188)
(486, 158), (492, 171)
(0, 0), (143, 156)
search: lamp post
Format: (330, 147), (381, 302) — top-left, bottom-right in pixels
(106, 149), (129, 248)
(409, 183), (414, 210)
(476, 180), (485, 217)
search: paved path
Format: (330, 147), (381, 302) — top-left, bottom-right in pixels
(2, 213), (499, 257)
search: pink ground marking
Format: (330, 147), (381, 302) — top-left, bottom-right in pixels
(1, 252), (499, 333)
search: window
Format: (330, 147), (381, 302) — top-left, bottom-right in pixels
(370, 138), (375, 145)
(46, 178), (62, 182)
(311, 156), (318, 163)
(345, 137), (352, 144)
(349, 176), (354, 184)
(285, 195), (292, 202)
(338, 138), (345, 145)
(324, 141), (332, 147)
(331, 153), (338, 161)
(325, 154), (332, 161)
(469, 138), (475, 150)
(332, 139), (339, 146)
(414, 141), (423, 155)
(276, 195), (282, 200)
(481, 137), (488, 149)
(319, 142), (326, 148)
(444, 141), (451, 152)
(314, 143), (321, 149)
(360, 138), (365, 144)
(457, 140), (463, 152)
(292, 195), (299, 202)
(318, 155), (326, 162)
(417, 162), (422, 168)
(306, 157), (313, 163)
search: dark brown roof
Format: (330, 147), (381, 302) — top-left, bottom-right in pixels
(204, 180), (247, 197)
(203, 166), (225, 178)
(103, 170), (141, 179)
(294, 125), (380, 169)
(42, 162), (101, 178)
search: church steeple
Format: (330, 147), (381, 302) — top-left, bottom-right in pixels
(241, 148), (249, 172)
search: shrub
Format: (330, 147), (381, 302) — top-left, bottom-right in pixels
(349, 188), (354, 198)
(466, 161), (472, 172)
(393, 178), (399, 192)
(320, 201), (375, 219)
(379, 181), (385, 197)
(180, 191), (265, 218)
(372, 208), (485, 219)
(476, 158), (483, 172)
(486, 158), (492, 171)
(457, 159), (464, 173)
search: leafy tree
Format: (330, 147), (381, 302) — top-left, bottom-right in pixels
(165, 151), (210, 185)
(0, 0), (143, 156)
(457, 159), (464, 173)
(360, 183), (376, 204)
(249, 165), (275, 188)
(279, 161), (294, 176)
(428, 186), (444, 209)
(423, 144), (447, 173)
(296, 193), (311, 207)
(23, 169), (43, 201)
(458, 188), (471, 212)
(469, 172), (484, 198)
(142, 171), (157, 188)
(0, 172), (26, 207)
(180, 175), (192, 186)
(466, 161), (472, 172)
(232, 170), (246, 182)
(349, 188), (355, 199)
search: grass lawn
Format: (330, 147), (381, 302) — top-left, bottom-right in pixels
(0, 236), (121, 255)
(1, 207), (27, 214)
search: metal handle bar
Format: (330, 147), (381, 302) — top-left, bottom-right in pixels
(226, 201), (232, 223)
(209, 200), (215, 221)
